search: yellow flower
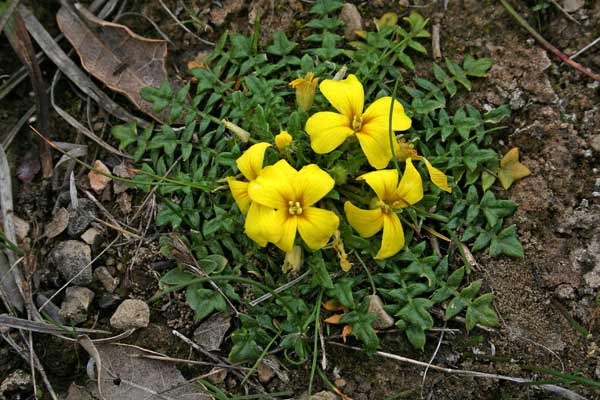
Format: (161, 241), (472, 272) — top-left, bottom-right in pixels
(275, 131), (293, 150)
(227, 143), (281, 246)
(344, 159), (423, 259)
(305, 74), (411, 169)
(289, 72), (319, 111)
(395, 139), (452, 193)
(248, 160), (339, 252)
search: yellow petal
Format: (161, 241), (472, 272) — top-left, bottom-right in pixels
(422, 158), (452, 193)
(297, 207), (339, 250)
(319, 74), (364, 120)
(274, 210), (298, 252)
(356, 132), (392, 169)
(394, 158), (423, 206)
(362, 96), (412, 134)
(375, 212), (404, 259)
(305, 111), (353, 154)
(357, 169), (398, 201)
(294, 164), (335, 207)
(344, 202), (383, 238)
(244, 202), (282, 246)
(236, 142), (271, 181)
(275, 131), (293, 150)
(227, 179), (251, 214)
(248, 160), (297, 209)
(498, 147), (531, 190)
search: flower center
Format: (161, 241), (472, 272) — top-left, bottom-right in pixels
(378, 200), (391, 214)
(288, 200), (303, 215)
(351, 114), (363, 132)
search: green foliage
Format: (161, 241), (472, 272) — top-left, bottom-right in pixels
(113, 7), (525, 371)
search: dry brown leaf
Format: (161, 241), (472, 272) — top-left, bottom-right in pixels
(88, 160), (111, 193)
(323, 314), (344, 324)
(322, 299), (345, 312)
(56, 4), (170, 122)
(44, 207), (69, 239)
(341, 325), (353, 342)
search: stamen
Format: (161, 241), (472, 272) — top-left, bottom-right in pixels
(352, 115), (363, 132)
(288, 201), (303, 215)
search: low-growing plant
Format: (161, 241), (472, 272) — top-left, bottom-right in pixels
(113, 0), (523, 391)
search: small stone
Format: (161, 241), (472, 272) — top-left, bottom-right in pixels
(112, 163), (132, 194)
(88, 160), (112, 193)
(0, 370), (32, 397)
(12, 215), (30, 240)
(59, 286), (95, 324)
(81, 228), (102, 246)
(334, 378), (346, 388)
(555, 284), (575, 300)
(339, 3), (362, 40)
(561, 0), (584, 12)
(591, 135), (600, 152)
(68, 199), (97, 236)
(206, 368), (227, 384)
(45, 207), (69, 238)
(193, 313), (231, 351)
(257, 359), (275, 383)
(94, 266), (119, 293)
(110, 299), (150, 330)
(367, 294), (394, 329)
(98, 293), (121, 309)
(298, 391), (337, 400)
(50, 240), (93, 285)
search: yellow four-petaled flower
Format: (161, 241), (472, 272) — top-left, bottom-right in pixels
(344, 159), (423, 259)
(306, 74), (411, 169)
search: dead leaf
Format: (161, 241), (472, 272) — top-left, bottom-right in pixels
(323, 314), (344, 324)
(89, 160), (111, 193)
(45, 207), (69, 239)
(116, 192), (132, 214)
(86, 344), (213, 400)
(341, 325), (353, 342)
(498, 147), (531, 190)
(16, 151), (40, 183)
(193, 313), (231, 352)
(374, 12), (398, 31)
(56, 3), (171, 123)
(322, 299), (345, 312)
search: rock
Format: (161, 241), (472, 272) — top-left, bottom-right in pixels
(35, 293), (65, 324)
(193, 313), (231, 351)
(59, 286), (95, 324)
(591, 134), (600, 152)
(367, 295), (394, 329)
(110, 299), (150, 330)
(50, 240), (93, 285)
(0, 370), (32, 397)
(68, 198), (97, 236)
(66, 383), (94, 400)
(298, 391), (337, 400)
(98, 293), (121, 309)
(339, 3), (362, 40)
(88, 160), (112, 193)
(112, 163), (132, 194)
(206, 368), (227, 384)
(94, 266), (119, 293)
(562, 0), (584, 12)
(45, 207), (69, 238)
(12, 215), (29, 240)
(555, 284), (575, 300)
(81, 228), (102, 246)
(257, 359), (275, 383)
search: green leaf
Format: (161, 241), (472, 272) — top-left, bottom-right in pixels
(199, 255), (228, 274)
(229, 329), (262, 363)
(479, 191), (517, 227)
(396, 298), (434, 330)
(309, 0), (343, 16)
(160, 268), (196, 285)
(465, 293), (499, 330)
(489, 225), (524, 258)
(445, 59), (471, 90)
(267, 32), (297, 56)
(463, 55), (493, 77)
(463, 144), (497, 172)
(148, 125), (177, 158)
(341, 306), (379, 353)
(405, 325), (426, 350)
(328, 277), (355, 308)
(310, 255), (334, 289)
(186, 285), (228, 320)
(112, 123), (138, 149)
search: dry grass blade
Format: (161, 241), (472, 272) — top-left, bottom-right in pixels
(329, 342), (587, 400)
(79, 335), (106, 400)
(18, 5), (150, 128)
(0, 314), (110, 335)
(0, 146), (24, 312)
(0, 0), (20, 33)
(0, 252), (21, 313)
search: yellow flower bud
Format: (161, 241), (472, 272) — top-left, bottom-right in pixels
(275, 131), (293, 150)
(222, 119), (250, 143)
(282, 245), (303, 273)
(289, 72), (319, 112)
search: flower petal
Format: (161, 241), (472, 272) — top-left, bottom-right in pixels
(422, 157), (452, 193)
(319, 74), (364, 120)
(297, 207), (339, 250)
(244, 202), (282, 246)
(274, 210), (298, 252)
(357, 169), (398, 202)
(227, 179), (250, 214)
(395, 158), (424, 206)
(294, 164), (335, 207)
(236, 142), (271, 181)
(356, 132), (392, 170)
(248, 160), (297, 209)
(362, 96), (412, 133)
(305, 112), (353, 154)
(375, 212), (405, 259)
(344, 202), (383, 238)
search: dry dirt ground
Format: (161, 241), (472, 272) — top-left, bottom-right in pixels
(1, 0), (600, 399)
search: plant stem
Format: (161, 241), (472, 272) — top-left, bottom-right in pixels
(354, 252), (377, 296)
(307, 290), (323, 399)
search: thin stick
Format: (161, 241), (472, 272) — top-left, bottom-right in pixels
(549, 0), (580, 25)
(248, 270), (310, 307)
(328, 342), (586, 400)
(500, 0), (600, 81)
(570, 36), (600, 60)
(156, 0), (214, 46)
(420, 322), (446, 397)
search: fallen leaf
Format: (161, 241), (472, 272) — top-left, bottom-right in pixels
(116, 192), (132, 214)
(44, 207), (69, 239)
(374, 12), (397, 31)
(88, 160), (111, 193)
(12, 215), (30, 241)
(324, 314), (344, 324)
(16, 151), (40, 183)
(86, 344), (213, 400)
(498, 147), (531, 190)
(193, 313), (231, 352)
(341, 325), (353, 342)
(56, 4), (171, 123)
(322, 299), (345, 312)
